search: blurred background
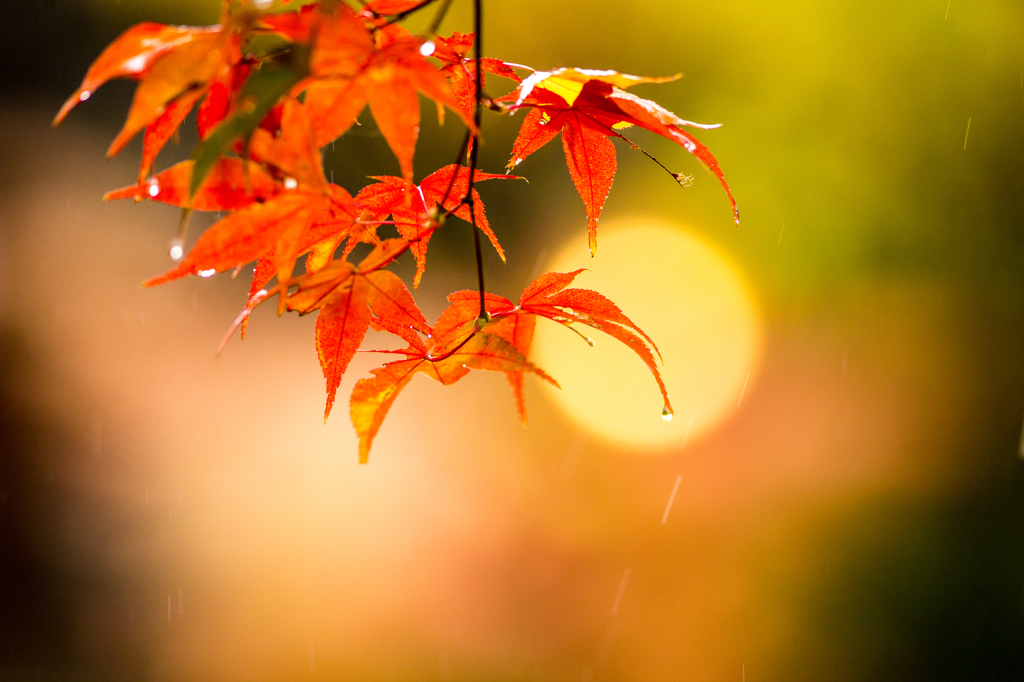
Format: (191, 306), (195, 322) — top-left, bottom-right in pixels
(2, 0), (1024, 680)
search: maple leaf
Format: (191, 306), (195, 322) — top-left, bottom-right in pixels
(137, 87), (207, 186)
(351, 327), (558, 463)
(430, 32), (521, 120)
(103, 157), (279, 208)
(53, 22), (214, 126)
(218, 239), (430, 425)
(62, 0), (736, 466)
(354, 164), (516, 287)
(432, 291), (536, 422)
(54, 20), (242, 178)
(431, 269), (671, 424)
(256, 240), (430, 421)
(296, 4), (474, 182)
(141, 99), (369, 289)
(505, 68), (738, 254)
(188, 53), (311, 198)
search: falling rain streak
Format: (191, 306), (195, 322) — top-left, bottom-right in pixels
(661, 475), (683, 524)
(610, 568), (631, 615)
(737, 372), (751, 406)
(678, 410), (697, 450)
(963, 117), (971, 150)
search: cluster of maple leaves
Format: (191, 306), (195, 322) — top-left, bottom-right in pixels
(55, 0), (736, 462)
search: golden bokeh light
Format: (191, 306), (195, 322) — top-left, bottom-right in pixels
(532, 220), (762, 450)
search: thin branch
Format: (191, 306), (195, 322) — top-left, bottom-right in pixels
(426, 0), (456, 34)
(435, 128), (472, 212)
(379, 0), (440, 26)
(469, 0), (487, 327)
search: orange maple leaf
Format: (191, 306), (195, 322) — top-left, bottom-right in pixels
(354, 164), (516, 287)
(430, 32), (521, 120)
(256, 240), (430, 421)
(294, 4), (474, 181)
(350, 327), (558, 463)
(103, 157), (280, 209)
(505, 68), (738, 254)
(141, 99), (365, 289)
(53, 19), (242, 181)
(432, 269), (671, 424)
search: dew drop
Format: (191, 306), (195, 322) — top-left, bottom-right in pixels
(662, 407), (673, 421)
(419, 41), (436, 57)
(148, 181), (160, 197)
(198, 269), (217, 278)
(169, 244), (184, 261)
(79, 90), (91, 102)
(284, 177), (298, 190)
(124, 55), (147, 73)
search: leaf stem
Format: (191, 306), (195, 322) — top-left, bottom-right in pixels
(585, 115), (687, 189)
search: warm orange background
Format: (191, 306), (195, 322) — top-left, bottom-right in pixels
(2, 1), (1024, 680)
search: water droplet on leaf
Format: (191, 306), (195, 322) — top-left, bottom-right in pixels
(419, 41), (435, 57)
(198, 269), (216, 278)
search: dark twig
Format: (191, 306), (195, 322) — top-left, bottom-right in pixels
(379, 0), (438, 26)
(426, 0), (456, 34)
(469, 0), (487, 328)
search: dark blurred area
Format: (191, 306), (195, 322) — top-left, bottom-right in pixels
(2, 1), (1024, 680)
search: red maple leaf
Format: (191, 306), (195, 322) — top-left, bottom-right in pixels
(53, 17), (242, 181)
(431, 269), (671, 424)
(281, 4), (475, 182)
(239, 239), (430, 421)
(354, 164), (516, 287)
(504, 68), (738, 254)
(141, 100), (361, 288)
(59, 1), (737, 464)
(430, 32), (521, 120)
(350, 326), (558, 463)
(103, 157), (280, 208)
